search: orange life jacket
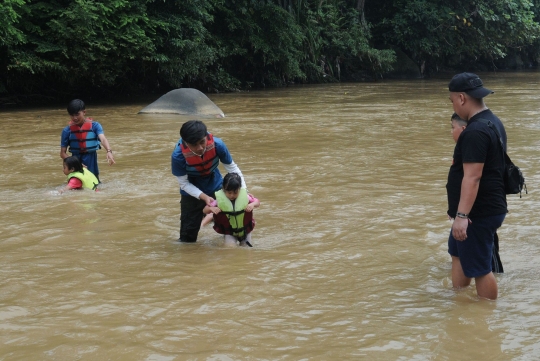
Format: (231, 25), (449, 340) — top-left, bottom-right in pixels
(180, 133), (219, 177)
(68, 118), (100, 154)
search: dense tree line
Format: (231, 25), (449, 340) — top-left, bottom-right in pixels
(1, 0), (540, 103)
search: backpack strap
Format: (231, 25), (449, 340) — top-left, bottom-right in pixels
(476, 118), (505, 152)
(477, 118), (527, 197)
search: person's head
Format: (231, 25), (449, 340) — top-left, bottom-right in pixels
(180, 120), (208, 155)
(222, 173), (242, 201)
(448, 72), (493, 120)
(450, 113), (467, 143)
(63, 156), (84, 175)
(67, 99), (86, 124)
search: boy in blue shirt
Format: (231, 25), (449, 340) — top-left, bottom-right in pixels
(171, 120), (247, 243)
(60, 99), (115, 181)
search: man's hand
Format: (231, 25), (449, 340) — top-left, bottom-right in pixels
(106, 151), (115, 165)
(452, 217), (470, 241)
(199, 193), (215, 206)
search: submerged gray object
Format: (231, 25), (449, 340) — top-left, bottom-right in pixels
(138, 88), (225, 117)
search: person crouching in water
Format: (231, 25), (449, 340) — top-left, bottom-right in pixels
(60, 156), (99, 193)
(203, 173), (260, 247)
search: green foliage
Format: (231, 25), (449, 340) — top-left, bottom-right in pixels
(3, 0), (540, 101)
(209, 1), (305, 88)
(0, 0), (27, 93)
(297, 2), (395, 80)
(0, 0), (27, 47)
(524, 0), (540, 63)
(3, 0), (159, 96)
(377, 0), (540, 67)
(145, 0), (217, 88)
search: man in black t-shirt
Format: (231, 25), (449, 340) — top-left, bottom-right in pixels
(446, 73), (507, 300)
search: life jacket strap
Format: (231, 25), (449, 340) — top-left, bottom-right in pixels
(222, 210), (246, 217)
(214, 223), (246, 234)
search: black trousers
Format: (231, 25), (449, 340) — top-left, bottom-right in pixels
(179, 193), (214, 243)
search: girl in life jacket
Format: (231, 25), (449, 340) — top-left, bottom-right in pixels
(60, 156), (100, 193)
(203, 172), (260, 247)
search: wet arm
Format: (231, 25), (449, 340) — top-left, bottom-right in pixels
(251, 198), (261, 208)
(176, 175), (215, 206)
(245, 194), (260, 212)
(61, 184), (74, 193)
(98, 134), (115, 165)
(60, 178), (82, 193)
(452, 162), (483, 241)
(60, 146), (69, 159)
(203, 205), (221, 214)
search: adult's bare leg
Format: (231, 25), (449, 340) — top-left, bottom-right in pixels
(475, 272), (498, 300)
(451, 256), (472, 289)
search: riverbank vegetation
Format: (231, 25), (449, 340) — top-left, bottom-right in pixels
(2, 0), (540, 104)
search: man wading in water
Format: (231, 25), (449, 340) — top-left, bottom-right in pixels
(171, 120), (248, 243)
(446, 73), (507, 300)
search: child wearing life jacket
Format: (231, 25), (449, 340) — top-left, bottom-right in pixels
(203, 172), (260, 247)
(60, 156), (99, 193)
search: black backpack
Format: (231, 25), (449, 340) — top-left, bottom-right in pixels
(477, 118), (527, 197)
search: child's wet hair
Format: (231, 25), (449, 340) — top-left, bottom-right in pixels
(451, 112), (467, 127)
(63, 156), (84, 173)
(67, 99), (85, 115)
(222, 172), (242, 191)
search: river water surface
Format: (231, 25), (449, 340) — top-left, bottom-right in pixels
(1, 72), (539, 360)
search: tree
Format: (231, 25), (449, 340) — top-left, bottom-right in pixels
(0, 0), (27, 92)
(373, 0), (540, 70)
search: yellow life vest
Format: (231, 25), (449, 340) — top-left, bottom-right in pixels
(213, 188), (253, 239)
(67, 169), (99, 190)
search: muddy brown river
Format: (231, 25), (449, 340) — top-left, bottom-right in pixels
(1, 72), (539, 360)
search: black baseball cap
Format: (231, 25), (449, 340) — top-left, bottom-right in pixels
(448, 72), (494, 98)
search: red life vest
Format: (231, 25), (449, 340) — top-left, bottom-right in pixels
(180, 133), (219, 177)
(68, 118), (100, 154)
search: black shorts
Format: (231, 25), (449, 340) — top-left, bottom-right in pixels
(448, 213), (505, 278)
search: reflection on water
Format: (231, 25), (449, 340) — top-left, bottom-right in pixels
(1, 72), (539, 360)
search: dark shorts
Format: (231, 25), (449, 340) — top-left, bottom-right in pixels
(448, 213), (506, 278)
